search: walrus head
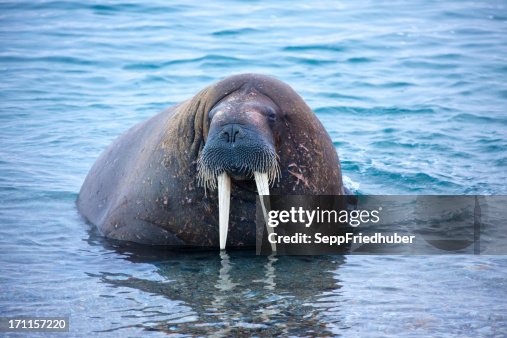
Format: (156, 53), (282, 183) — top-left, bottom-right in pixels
(197, 88), (280, 190)
(196, 86), (281, 249)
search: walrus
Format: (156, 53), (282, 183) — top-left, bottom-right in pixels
(77, 74), (344, 249)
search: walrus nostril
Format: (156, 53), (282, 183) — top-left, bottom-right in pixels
(222, 131), (230, 143)
(229, 124), (239, 143)
(221, 124), (243, 143)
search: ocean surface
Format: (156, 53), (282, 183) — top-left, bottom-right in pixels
(1, 0), (506, 336)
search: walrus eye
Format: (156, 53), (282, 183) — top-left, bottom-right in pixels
(266, 107), (277, 122)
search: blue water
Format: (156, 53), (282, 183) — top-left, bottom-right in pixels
(1, 0), (507, 336)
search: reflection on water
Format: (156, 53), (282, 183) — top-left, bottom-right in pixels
(78, 227), (507, 336)
(93, 243), (345, 336)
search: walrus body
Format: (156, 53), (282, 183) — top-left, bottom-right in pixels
(77, 74), (344, 247)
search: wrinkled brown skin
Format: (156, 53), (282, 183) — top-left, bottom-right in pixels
(77, 74), (344, 247)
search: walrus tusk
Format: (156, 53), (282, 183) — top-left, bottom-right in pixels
(254, 171), (276, 252)
(218, 171), (275, 251)
(218, 172), (231, 250)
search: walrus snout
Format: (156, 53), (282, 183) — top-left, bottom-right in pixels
(198, 126), (277, 184)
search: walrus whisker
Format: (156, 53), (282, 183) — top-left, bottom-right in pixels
(196, 147), (280, 192)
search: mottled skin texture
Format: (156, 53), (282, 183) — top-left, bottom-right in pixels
(77, 74), (344, 247)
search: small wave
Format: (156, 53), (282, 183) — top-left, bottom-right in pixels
(212, 27), (260, 36)
(497, 89), (507, 99)
(382, 128), (397, 133)
(24, 2), (187, 15)
(382, 81), (415, 88)
(319, 92), (368, 101)
(343, 175), (360, 193)
(0, 55), (97, 66)
(123, 55), (244, 70)
(450, 113), (506, 124)
(400, 60), (460, 70)
(430, 53), (467, 61)
(370, 140), (418, 149)
(315, 106), (437, 116)
(284, 56), (336, 66)
(360, 164), (464, 193)
(346, 57), (374, 63)
(283, 44), (347, 53)
(339, 160), (361, 172)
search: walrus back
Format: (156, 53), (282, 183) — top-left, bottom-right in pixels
(77, 107), (185, 244)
